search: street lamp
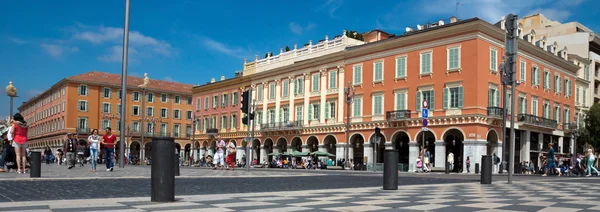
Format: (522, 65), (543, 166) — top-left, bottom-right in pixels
(344, 80), (355, 170)
(5, 81), (17, 119)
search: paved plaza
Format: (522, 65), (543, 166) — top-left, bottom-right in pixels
(0, 165), (599, 211)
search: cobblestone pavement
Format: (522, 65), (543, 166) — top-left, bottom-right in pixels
(1, 179), (600, 211)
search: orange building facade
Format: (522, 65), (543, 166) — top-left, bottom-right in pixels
(193, 17), (579, 172)
(19, 71), (195, 161)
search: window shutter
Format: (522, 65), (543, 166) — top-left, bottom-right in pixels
(308, 104), (313, 121)
(279, 109), (283, 123)
(430, 90), (435, 110)
(443, 88), (449, 110)
(399, 93), (405, 110)
(416, 91), (421, 111)
(458, 87), (464, 108)
(488, 88), (493, 107)
(531, 68), (535, 85)
(524, 99), (528, 115)
(325, 103), (330, 119)
(536, 70), (540, 86)
(495, 89), (500, 107)
(396, 93), (401, 110)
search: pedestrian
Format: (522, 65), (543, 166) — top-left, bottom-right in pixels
(213, 135), (226, 170)
(76, 139), (87, 167)
(226, 140), (236, 171)
(0, 128), (10, 172)
(10, 113), (29, 174)
(101, 127), (116, 172)
(88, 129), (100, 172)
(63, 133), (78, 169)
(44, 147), (53, 165)
(493, 153), (500, 174)
(447, 151), (454, 172)
(586, 149), (599, 177)
(543, 143), (557, 177)
(466, 156), (471, 173)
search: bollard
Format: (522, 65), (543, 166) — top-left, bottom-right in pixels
(475, 163), (480, 174)
(174, 154), (180, 176)
(481, 155), (492, 184)
(445, 162), (450, 174)
(383, 150), (399, 190)
(30, 152), (41, 178)
(151, 137), (176, 202)
(498, 162), (503, 174)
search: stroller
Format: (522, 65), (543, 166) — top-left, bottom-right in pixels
(415, 158), (427, 173)
(4, 147), (31, 172)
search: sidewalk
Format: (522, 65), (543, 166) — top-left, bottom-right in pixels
(1, 180), (599, 211)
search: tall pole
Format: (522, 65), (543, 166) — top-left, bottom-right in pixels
(246, 87), (253, 172)
(345, 81), (354, 170)
(501, 67), (508, 174)
(192, 114), (196, 160)
(118, 0), (131, 168)
(505, 14), (518, 184)
(9, 97), (13, 119)
(140, 89), (146, 161)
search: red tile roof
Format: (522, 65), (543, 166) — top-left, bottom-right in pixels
(68, 71), (193, 94)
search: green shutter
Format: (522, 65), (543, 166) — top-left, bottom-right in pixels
(399, 93), (405, 110)
(537, 69), (540, 86)
(531, 68), (535, 85)
(396, 93), (401, 110)
(495, 89), (500, 107)
(325, 103), (330, 118)
(488, 88), (493, 107)
(443, 88), (448, 110)
(416, 91), (421, 111)
(458, 87), (464, 108)
(430, 90), (435, 110)
(308, 104), (313, 120)
(524, 99), (528, 115)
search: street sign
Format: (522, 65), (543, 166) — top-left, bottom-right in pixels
(421, 127), (429, 131)
(423, 119), (428, 127)
(422, 108), (429, 119)
(422, 99), (429, 109)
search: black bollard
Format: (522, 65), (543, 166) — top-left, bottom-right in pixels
(30, 152), (41, 178)
(383, 150), (399, 190)
(151, 137), (176, 202)
(475, 163), (480, 174)
(481, 155), (492, 184)
(445, 162), (450, 174)
(498, 162), (503, 174)
(174, 154), (180, 176)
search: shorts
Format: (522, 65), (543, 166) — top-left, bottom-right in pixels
(12, 142), (28, 148)
(213, 152), (224, 166)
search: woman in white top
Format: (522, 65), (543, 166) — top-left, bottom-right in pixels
(87, 129), (100, 172)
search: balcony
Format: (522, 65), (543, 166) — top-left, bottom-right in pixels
(385, 110), (411, 121)
(517, 114), (558, 129)
(487, 107), (504, 118)
(261, 121), (303, 132)
(76, 128), (90, 134)
(206, 128), (219, 136)
(562, 123), (572, 132)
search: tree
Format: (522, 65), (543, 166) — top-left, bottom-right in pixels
(584, 103), (600, 150)
(285, 46), (290, 52)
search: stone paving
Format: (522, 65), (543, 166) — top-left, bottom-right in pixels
(1, 179), (600, 211)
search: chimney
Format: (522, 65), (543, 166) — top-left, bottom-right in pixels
(221, 76), (225, 81)
(211, 78), (215, 83)
(450, 16), (457, 23)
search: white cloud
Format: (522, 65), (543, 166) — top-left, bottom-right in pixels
(72, 23), (174, 62)
(317, 0), (344, 18)
(198, 36), (246, 57)
(9, 37), (26, 44)
(163, 76), (174, 82)
(98, 45), (139, 62)
(40, 44), (78, 58)
(289, 22), (316, 35)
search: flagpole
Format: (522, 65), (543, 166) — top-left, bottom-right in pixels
(119, 0), (131, 168)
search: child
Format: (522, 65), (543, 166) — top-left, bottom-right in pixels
(76, 140), (87, 167)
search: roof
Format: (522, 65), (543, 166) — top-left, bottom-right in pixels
(68, 71), (193, 94)
(362, 28), (394, 36)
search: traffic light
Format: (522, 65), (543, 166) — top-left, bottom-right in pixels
(242, 115), (249, 125)
(241, 90), (250, 114)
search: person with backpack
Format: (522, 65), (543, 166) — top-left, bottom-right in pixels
(493, 153), (500, 174)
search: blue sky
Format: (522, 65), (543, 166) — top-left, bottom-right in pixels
(1, 0), (598, 118)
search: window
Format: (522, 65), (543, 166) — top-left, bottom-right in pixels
(532, 98), (538, 116)
(174, 96), (181, 104)
(102, 88), (111, 98)
(117, 104), (121, 114)
(160, 123), (168, 136)
(161, 94), (169, 102)
(554, 105), (561, 122)
(62, 101), (65, 112)
(268, 83), (275, 99)
(308, 103), (320, 120)
(555, 74), (562, 94)
(488, 87), (500, 107)
(78, 101), (88, 112)
(160, 108), (168, 118)
(353, 65), (362, 85)
(520, 60), (526, 82)
(374, 61), (383, 82)
(212, 95), (218, 108)
(133, 92), (140, 101)
(256, 111), (263, 125)
(101, 119), (111, 130)
(173, 124), (181, 137)
(147, 123), (155, 133)
(79, 85), (88, 96)
(77, 117), (88, 130)
(448, 47), (460, 70)
(147, 93), (155, 102)
(257, 86), (263, 100)
(117, 90), (122, 99)
(186, 125), (191, 137)
(531, 66), (540, 86)
(490, 48), (497, 72)
(373, 94), (383, 115)
(353, 97), (362, 117)
(518, 95), (527, 114)
(186, 111), (192, 120)
(416, 90), (435, 111)
(420, 52), (432, 74)
(395, 92), (406, 110)
(174, 109), (181, 119)
(296, 106), (303, 121)
(282, 80), (289, 97)
(543, 101), (550, 119)
(576, 87), (580, 104)
(268, 110), (275, 124)
(583, 88), (587, 105)
(565, 78), (572, 97)
(584, 64), (590, 81)
(187, 96), (192, 105)
(102, 103), (111, 113)
(564, 107), (570, 124)
(294, 78), (304, 95)
(396, 56), (407, 78)
(328, 102), (336, 119)
(196, 98), (201, 110)
(116, 120), (121, 131)
(329, 71), (337, 89)
(221, 116), (227, 129)
(222, 93), (228, 107)
(312, 74), (320, 92)
(147, 107), (154, 116)
(444, 87), (463, 109)
(232, 92), (238, 105)
(282, 108), (290, 122)
(132, 106), (140, 116)
(543, 70), (550, 89)
(230, 114), (237, 129)
(204, 97), (209, 109)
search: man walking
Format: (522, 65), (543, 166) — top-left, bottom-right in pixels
(102, 127), (116, 172)
(63, 133), (78, 169)
(447, 151), (455, 172)
(213, 135), (226, 170)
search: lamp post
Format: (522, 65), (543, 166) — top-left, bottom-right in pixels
(5, 82), (17, 119)
(118, 0), (132, 169)
(344, 81), (355, 170)
(137, 73), (150, 160)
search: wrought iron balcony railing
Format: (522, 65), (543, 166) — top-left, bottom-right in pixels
(517, 114), (558, 129)
(261, 120), (303, 130)
(562, 123), (571, 132)
(385, 110), (411, 121)
(487, 107), (504, 117)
